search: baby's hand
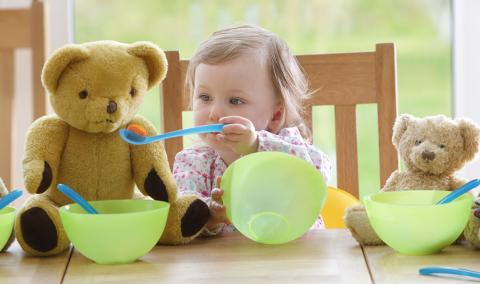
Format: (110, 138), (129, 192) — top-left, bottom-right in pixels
(217, 116), (258, 156)
(206, 183), (230, 230)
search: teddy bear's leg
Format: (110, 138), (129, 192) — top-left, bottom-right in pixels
(158, 195), (210, 245)
(15, 194), (70, 256)
(344, 204), (384, 245)
(464, 208), (480, 248)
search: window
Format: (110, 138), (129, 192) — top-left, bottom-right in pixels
(74, 0), (451, 198)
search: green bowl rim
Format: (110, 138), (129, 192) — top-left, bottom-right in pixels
(59, 199), (170, 216)
(0, 206), (16, 214)
(364, 190), (473, 208)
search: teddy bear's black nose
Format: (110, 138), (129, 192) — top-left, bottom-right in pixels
(422, 150), (436, 161)
(106, 100), (117, 114)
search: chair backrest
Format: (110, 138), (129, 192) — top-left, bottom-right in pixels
(161, 43), (399, 198)
(0, 0), (46, 188)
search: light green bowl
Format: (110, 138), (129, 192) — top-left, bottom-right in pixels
(364, 190), (473, 255)
(59, 199), (169, 264)
(221, 152), (327, 244)
(0, 207), (15, 249)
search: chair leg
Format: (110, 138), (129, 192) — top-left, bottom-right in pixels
(0, 51), (14, 189)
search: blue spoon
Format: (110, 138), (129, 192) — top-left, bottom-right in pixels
(436, 179), (480, 205)
(420, 267), (480, 280)
(57, 184), (98, 214)
(119, 123), (225, 145)
(0, 189), (23, 210)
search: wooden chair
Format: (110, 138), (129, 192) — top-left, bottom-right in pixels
(161, 43), (399, 198)
(0, 0), (46, 188)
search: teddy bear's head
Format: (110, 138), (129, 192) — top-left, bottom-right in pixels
(41, 41), (167, 133)
(392, 114), (480, 175)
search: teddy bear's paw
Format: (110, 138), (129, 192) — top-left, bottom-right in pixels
(344, 205), (384, 246)
(181, 199), (210, 238)
(464, 210), (480, 248)
(24, 160), (52, 194)
(159, 197), (210, 245)
(16, 205), (69, 256)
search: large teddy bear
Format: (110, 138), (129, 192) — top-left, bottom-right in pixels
(345, 114), (480, 247)
(13, 41), (210, 256)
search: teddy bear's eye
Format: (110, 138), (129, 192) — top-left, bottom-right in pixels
(79, 90), (88, 99)
(415, 140), (422, 146)
(129, 88), (137, 98)
(439, 144), (445, 149)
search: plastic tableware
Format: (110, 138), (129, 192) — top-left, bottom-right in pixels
(59, 199), (170, 264)
(119, 123), (225, 145)
(57, 184), (98, 214)
(0, 206), (15, 250)
(419, 267), (480, 280)
(436, 179), (480, 204)
(0, 189), (22, 210)
(364, 190), (473, 255)
(221, 152), (327, 245)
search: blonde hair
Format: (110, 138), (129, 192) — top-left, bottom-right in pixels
(186, 25), (312, 140)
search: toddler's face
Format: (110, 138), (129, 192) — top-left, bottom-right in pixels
(192, 51), (279, 149)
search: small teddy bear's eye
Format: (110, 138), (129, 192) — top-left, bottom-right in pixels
(79, 90), (88, 99)
(439, 144), (445, 149)
(129, 88), (137, 98)
(415, 140), (422, 146)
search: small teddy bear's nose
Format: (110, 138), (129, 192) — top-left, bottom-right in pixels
(106, 100), (117, 114)
(422, 150), (436, 161)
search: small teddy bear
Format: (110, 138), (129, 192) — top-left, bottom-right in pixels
(345, 114), (480, 246)
(15, 41), (210, 256)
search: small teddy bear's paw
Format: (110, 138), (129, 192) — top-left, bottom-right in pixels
(344, 204), (384, 246)
(24, 160), (52, 194)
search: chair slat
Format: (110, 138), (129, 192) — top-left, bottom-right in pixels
(0, 10), (31, 48)
(335, 105), (359, 197)
(0, 51), (14, 188)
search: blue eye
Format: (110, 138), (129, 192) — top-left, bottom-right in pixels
(198, 94), (211, 102)
(230, 98), (244, 105)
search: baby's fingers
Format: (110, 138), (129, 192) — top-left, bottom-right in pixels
(211, 188), (224, 200)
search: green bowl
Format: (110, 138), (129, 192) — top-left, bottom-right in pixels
(221, 152), (327, 244)
(364, 190), (473, 255)
(0, 207), (15, 249)
(59, 199), (169, 264)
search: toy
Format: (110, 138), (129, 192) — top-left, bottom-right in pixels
(0, 178), (15, 252)
(15, 41), (210, 256)
(344, 114), (480, 246)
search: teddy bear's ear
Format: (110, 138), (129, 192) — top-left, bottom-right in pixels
(457, 118), (480, 162)
(41, 44), (90, 94)
(392, 114), (414, 147)
(127, 42), (168, 90)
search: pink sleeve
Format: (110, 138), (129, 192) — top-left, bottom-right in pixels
(257, 127), (332, 183)
(172, 147), (216, 201)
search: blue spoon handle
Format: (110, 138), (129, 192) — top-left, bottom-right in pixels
(57, 184), (98, 214)
(436, 179), (480, 204)
(0, 189), (23, 210)
(420, 267), (480, 279)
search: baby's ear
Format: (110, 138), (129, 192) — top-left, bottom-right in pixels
(41, 44), (90, 94)
(457, 118), (480, 162)
(127, 42), (168, 90)
(392, 114), (414, 147)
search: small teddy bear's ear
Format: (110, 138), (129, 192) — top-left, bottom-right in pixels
(457, 118), (480, 162)
(392, 114), (414, 147)
(41, 44), (90, 94)
(127, 42), (168, 90)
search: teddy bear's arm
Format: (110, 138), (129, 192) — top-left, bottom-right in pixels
(128, 116), (177, 202)
(381, 170), (402, 192)
(23, 115), (69, 194)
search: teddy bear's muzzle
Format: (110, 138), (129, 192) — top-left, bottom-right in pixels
(421, 150), (436, 161)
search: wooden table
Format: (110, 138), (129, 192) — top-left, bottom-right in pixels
(1, 230), (479, 283)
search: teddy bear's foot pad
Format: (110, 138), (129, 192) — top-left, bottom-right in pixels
(181, 199), (210, 237)
(20, 207), (58, 252)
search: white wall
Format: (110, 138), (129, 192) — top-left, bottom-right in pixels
(453, 0), (480, 180)
(1, 0), (73, 190)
